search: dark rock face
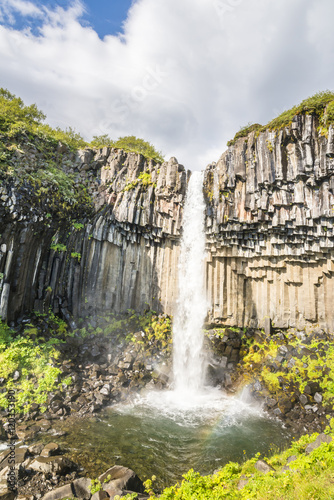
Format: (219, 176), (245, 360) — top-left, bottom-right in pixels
(1, 115), (334, 333)
(0, 149), (188, 322)
(204, 118), (334, 331)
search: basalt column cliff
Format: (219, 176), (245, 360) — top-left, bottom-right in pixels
(0, 146), (188, 322)
(1, 112), (334, 332)
(204, 116), (334, 331)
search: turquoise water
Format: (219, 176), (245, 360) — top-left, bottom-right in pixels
(50, 389), (292, 489)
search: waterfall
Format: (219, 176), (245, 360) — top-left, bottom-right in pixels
(172, 171), (207, 395)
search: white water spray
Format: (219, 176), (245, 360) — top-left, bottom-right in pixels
(172, 171), (207, 395)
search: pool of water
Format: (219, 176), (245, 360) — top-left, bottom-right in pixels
(47, 388), (292, 489)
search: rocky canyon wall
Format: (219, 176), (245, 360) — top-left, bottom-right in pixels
(0, 144), (187, 323)
(1, 112), (334, 332)
(204, 115), (334, 331)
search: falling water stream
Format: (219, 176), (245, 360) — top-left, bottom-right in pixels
(172, 171), (207, 396)
(46, 171), (293, 488)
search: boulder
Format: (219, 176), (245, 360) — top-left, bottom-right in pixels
(99, 465), (144, 493)
(304, 382), (320, 395)
(40, 443), (60, 458)
(104, 486), (123, 498)
(30, 456), (77, 475)
(314, 392), (323, 404)
(41, 484), (73, 500)
(255, 460), (275, 473)
(299, 394), (308, 405)
(28, 444), (44, 455)
(237, 478), (249, 490)
(91, 492), (109, 500)
(16, 425), (40, 441)
(0, 447), (27, 470)
(305, 433), (333, 454)
(71, 477), (92, 499)
(99, 384), (111, 396)
(38, 420), (52, 432)
(91, 346), (100, 358)
(0, 488), (15, 500)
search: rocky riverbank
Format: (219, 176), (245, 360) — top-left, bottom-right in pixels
(0, 312), (334, 498)
(1, 311), (333, 435)
(0, 437), (149, 500)
(207, 324), (334, 435)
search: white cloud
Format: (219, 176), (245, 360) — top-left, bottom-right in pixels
(0, 0), (334, 169)
(0, 0), (42, 21)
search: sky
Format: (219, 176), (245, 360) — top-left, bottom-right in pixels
(0, 0), (334, 170)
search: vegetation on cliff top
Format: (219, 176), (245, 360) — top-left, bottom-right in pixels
(227, 90), (334, 146)
(0, 88), (86, 150)
(90, 134), (164, 163)
(226, 123), (262, 146)
(0, 88), (164, 221)
(0, 88), (164, 162)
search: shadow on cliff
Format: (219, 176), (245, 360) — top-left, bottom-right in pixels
(3, 231), (166, 325)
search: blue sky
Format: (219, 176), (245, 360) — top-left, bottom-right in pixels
(0, 0), (134, 37)
(82, 0), (134, 37)
(0, 0), (334, 169)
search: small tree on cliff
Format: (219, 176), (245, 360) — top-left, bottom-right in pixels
(89, 134), (164, 163)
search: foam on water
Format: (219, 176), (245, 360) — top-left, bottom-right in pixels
(114, 387), (264, 429)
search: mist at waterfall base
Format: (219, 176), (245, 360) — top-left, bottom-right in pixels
(47, 172), (293, 489)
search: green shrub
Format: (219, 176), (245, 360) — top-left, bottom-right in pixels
(89, 134), (164, 163)
(0, 321), (67, 414)
(89, 479), (102, 494)
(114, 136), (164, 163)
(239, 332), (334, 410)
(50, 243), (67, 252)
(0, 87), (86, 150)
(227, 123), (262, 146)
(150, 432), (334, 499)
(322, 100), (334, 127)
(89, 134), (115, 148)
(123, 170), (156, 192)
(0, 88), (45, 134)
(70, 252), (81, 262)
